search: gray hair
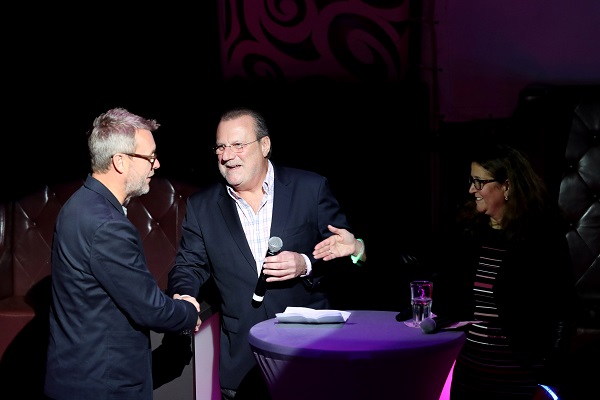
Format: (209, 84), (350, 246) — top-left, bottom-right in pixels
(87, 107), (160, 172)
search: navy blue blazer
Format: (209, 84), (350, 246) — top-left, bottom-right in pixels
(45, 175), (199, 400)
(168, 163), (351, 391)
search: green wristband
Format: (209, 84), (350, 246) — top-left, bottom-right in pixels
(350, 238), (365, 264)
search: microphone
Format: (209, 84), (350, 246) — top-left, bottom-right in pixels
(420, 316), (457, 334)
(252, 236), (283, 307)
(395, 306), (412, 322)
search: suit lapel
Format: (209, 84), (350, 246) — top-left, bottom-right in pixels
(216, 164), (292, 271)
(269, 166), (291, 242)
(217, 190), (257, 271)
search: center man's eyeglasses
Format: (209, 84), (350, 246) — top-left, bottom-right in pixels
(212, 139), (260, 155)
(469, 176), (497, 190)
(125, 153), (158, 168)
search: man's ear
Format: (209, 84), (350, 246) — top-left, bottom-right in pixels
(112, 154), (126, 173)
(261, 137), (271, 158)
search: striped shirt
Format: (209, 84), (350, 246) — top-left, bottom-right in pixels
(226, 161), (275, 276)
(451, 231), (542, 399)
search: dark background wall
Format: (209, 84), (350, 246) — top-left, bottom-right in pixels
(2, 0), (598, 310)
(421, 0), (600, 123)
(2, 1), (427, 310)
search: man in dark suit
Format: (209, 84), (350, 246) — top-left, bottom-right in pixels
(167, 107), (364, 399)
(44, 108), (201, 400)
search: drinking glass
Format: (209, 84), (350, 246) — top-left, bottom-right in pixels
(410, 280), (433, 327)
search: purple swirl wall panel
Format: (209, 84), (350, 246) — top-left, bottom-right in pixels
(218, 0), (411, 82)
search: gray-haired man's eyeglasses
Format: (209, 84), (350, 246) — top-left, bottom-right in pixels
(125, 153), (157, 168)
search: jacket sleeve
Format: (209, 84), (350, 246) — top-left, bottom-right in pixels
(167, 196), (210, 299)
(90, 218), (199, 333)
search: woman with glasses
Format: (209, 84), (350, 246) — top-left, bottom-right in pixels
(430, 143), (576, 400)
(319, 143), (576, 399)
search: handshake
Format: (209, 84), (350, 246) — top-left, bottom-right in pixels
(174, 294), (202, 334)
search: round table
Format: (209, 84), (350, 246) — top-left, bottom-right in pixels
(249, 310), (466, 400)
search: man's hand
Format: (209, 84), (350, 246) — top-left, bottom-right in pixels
(195, 316), (202, 332)
(261, 251), (307, 281)
(173, 293), (200, 313)
(313, 225), (361, 261)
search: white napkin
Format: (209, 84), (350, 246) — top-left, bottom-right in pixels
(275, 306), (351, 324)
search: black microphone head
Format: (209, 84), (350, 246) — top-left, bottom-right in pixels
(268, 236), (283, 253)
(420, 317), (437, 334)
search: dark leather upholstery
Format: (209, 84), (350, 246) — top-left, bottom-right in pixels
(0, 176), (199, 360)
(513, 84), (600, 398)
(559, 100), (600, 330)
(514, 84), (600, 329)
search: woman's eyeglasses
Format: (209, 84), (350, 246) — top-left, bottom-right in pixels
(469, 176), (497, 190)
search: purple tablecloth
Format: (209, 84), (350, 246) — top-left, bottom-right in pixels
(249, 310), (465, 400)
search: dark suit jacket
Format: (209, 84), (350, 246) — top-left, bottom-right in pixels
(44, 175), (199, 400)
(168, 163), (351, 391)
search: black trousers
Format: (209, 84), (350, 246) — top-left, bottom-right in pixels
(221, 366), (271, 400)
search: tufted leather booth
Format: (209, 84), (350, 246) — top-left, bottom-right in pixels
(556, 92), (600, 400)
(559, 100), (600, 331)
(512, 84), (600, 398)
(0, 176), (200, 395)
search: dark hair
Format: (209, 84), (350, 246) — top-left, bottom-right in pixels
(460, 143), (565, 240)
(220, 107), (272, 158)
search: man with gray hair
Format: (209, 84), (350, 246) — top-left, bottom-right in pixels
(45, 107), (200, 400)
